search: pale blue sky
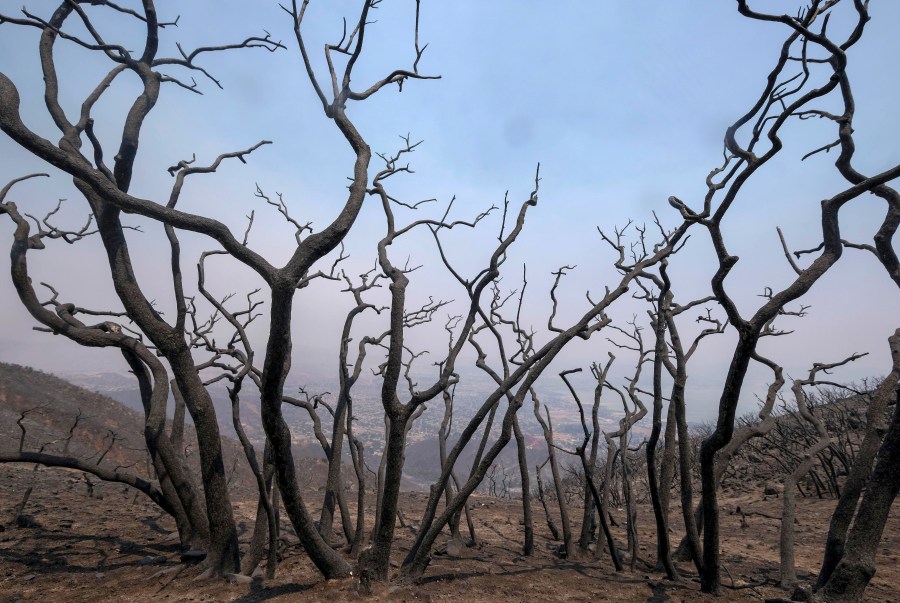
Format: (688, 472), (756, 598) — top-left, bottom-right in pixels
(1, 1), (898, 420)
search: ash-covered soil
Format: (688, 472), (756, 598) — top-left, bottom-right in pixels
(1, 464), (899, 602)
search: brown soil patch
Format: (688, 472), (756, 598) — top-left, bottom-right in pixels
(1, 464), (898, 602)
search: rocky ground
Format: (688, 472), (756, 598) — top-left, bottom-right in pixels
(1, 463), (898, 602)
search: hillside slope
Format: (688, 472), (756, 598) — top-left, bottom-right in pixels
(0, 363), (256, 497)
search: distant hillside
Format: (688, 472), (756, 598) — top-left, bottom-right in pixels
(0, 363), (258, 497)
(0, 363), (147, 469)
(719, 390), (879, 497)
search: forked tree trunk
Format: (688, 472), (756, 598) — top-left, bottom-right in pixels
(3, 189), (209, 551)
(362, 418), (407, 581)
(646, 298), (677, 579)
(579, 361), (609, 553)
(438, 390), (460, 540)
(363, 402), (426, 581)
(535, 459), (560, 541)
(319, 390), (352, 545)
(169, 350), (242, 575)
(260, 288), (352, 580)
(78, 144), (242, 577)
(371, 415), (390, 543)
(438, 389), (471, 543)
(557, 364), (625, 574)
(579, 449), (623, 572)
(122, 350), (209, 551)
(230, 382), (278, 579)
(534, 396), (576, 558)
(620, 434), (639, 570)
(403, 401), (523, 580)
(348, 429), (367, 557)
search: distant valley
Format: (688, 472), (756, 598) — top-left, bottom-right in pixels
(49, 367), (654, 492)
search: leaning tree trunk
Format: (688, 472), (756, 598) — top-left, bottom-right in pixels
(242, 445), (278, 578)
(669, 356), (704, 575)
(620, 433), (639, 570)
(456, 396), (502, 543)
(121, 350), (209, 551)
(438, 390), (461, 540)
(781, 437), (834, 587)
(535, 459), (560, 541)
(2, 187), (209, 549)
(438, 388), (475, 544)
(403, 399), (524, 580)
(79, 169), (242, 576)
(362, 416), (408, 582)
(579, 445), (624, 572)
(285, 392), (355, 547)
(559, 364), (622, 570)
(822, 385), (900, 601)
(534, 396), (576, 558)
(362, 396), (426, 583)
(229, 381), (278, 578)
(817, 331), (900, 589)
(347, 422), (367, 557)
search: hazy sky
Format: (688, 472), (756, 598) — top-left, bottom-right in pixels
(1, 1), (898, 421)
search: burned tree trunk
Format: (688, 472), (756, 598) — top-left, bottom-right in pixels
(817, 331), (900, 588)
(512, 413), (534, 556)
(779, 354), (865, 588)
(533, 390), (576, 558)
(560, 367), (623, 572)
(645, 271), (677, 580)
(668, 2), (886, 590)
(535, 458), (561, 541)
(822, 387), (900, 602)
(578, 359), (611, 553)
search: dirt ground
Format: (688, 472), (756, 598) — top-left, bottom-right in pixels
(1, 464), (898, 602)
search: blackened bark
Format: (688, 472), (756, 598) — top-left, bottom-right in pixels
(657, 400), (678, 552)
(260, 287), (352, 579)
(243, 447), (277, 577)
(699, 334), (758, 593)
(534, 395), (576, 558)
(822, 387), (900, 601)
(438, 389), (463, 542)
(363, 415), (409, 581)
(512, 414), (533, 556)
(579, 447), (624, 572)
(319, 390), (352, 545)
(347, 418), (367, 557)
(229, 380), (278, 578)
(0, 451), (173, 513)
(122, 350), (208, 550)
(647, 289), (677, 579)
(579, 365), (606, 552)
(779, 356), (864, 588)
(817, 332), (900, 588)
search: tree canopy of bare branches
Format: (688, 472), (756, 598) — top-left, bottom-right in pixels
(1, 2), (898, 601)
